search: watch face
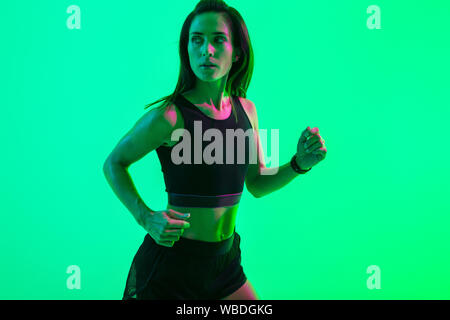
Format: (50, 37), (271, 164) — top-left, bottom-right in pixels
(291, 155), (310, 173)
(290, 155), (301, 173)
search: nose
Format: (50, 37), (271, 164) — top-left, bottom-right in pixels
(202, 42), (214, 57)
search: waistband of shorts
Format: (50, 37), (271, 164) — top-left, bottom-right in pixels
(147, 228), (237, 257)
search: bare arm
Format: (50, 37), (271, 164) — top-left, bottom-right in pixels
(244, 99), (300, 198)
(103, 105), (175, 226)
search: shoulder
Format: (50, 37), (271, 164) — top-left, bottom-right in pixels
(237, 96), (258, 129)
(140, 103), (173, 129)
(146, 98), (184, 128)
(135, 100), (182, 139)
(154, 99), (185, 146)
(162, 101), (182, 127)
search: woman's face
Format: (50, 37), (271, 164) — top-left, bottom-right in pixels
(187, 12), (238, 82)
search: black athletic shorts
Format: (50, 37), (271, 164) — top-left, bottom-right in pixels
(122, 229), (247, 300)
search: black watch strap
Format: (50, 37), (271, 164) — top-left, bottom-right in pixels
(290, 155), (312, 174)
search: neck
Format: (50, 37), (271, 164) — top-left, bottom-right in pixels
(187, 76), (230, 112)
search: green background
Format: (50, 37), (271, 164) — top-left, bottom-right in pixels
(1, 0), (449, 299)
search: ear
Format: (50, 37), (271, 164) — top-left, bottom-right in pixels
(234, 48), (242, 62)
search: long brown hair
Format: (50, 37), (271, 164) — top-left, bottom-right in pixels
(143, 0), (254, 124)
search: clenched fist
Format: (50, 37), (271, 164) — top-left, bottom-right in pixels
(140, 209), (191, 247)
(296, 126), (327, 170)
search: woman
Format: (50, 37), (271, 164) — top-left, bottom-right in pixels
(103, 0), (327, 300)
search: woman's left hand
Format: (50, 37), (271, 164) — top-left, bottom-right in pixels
(296, 126), (327, 170)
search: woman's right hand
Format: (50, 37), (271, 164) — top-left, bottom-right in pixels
(140, 209), (191, 247)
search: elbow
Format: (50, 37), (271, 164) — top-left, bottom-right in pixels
(252, 192), (262, 199)
(247, 184), (263, 199)
(252, 191), (264, 198)
(246, 176), (263, 198)
(103, 154), (113, 169)
(103, 156), (119, 176)
(103, 155), (127, 173)
(103, 158), (112, 177)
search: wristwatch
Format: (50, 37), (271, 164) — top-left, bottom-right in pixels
(290, 154), (312, 174)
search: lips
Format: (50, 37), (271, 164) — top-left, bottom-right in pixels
(200, 62), (218, 67)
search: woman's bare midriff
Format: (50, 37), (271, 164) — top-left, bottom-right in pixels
(166, 203), (239, 242)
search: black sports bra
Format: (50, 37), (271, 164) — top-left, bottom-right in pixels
(155, 94), (255, 208)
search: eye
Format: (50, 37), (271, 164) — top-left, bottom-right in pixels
(191, 36), (226, 44)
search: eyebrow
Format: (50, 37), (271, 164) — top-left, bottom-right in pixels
(190, 32), (228, 36)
